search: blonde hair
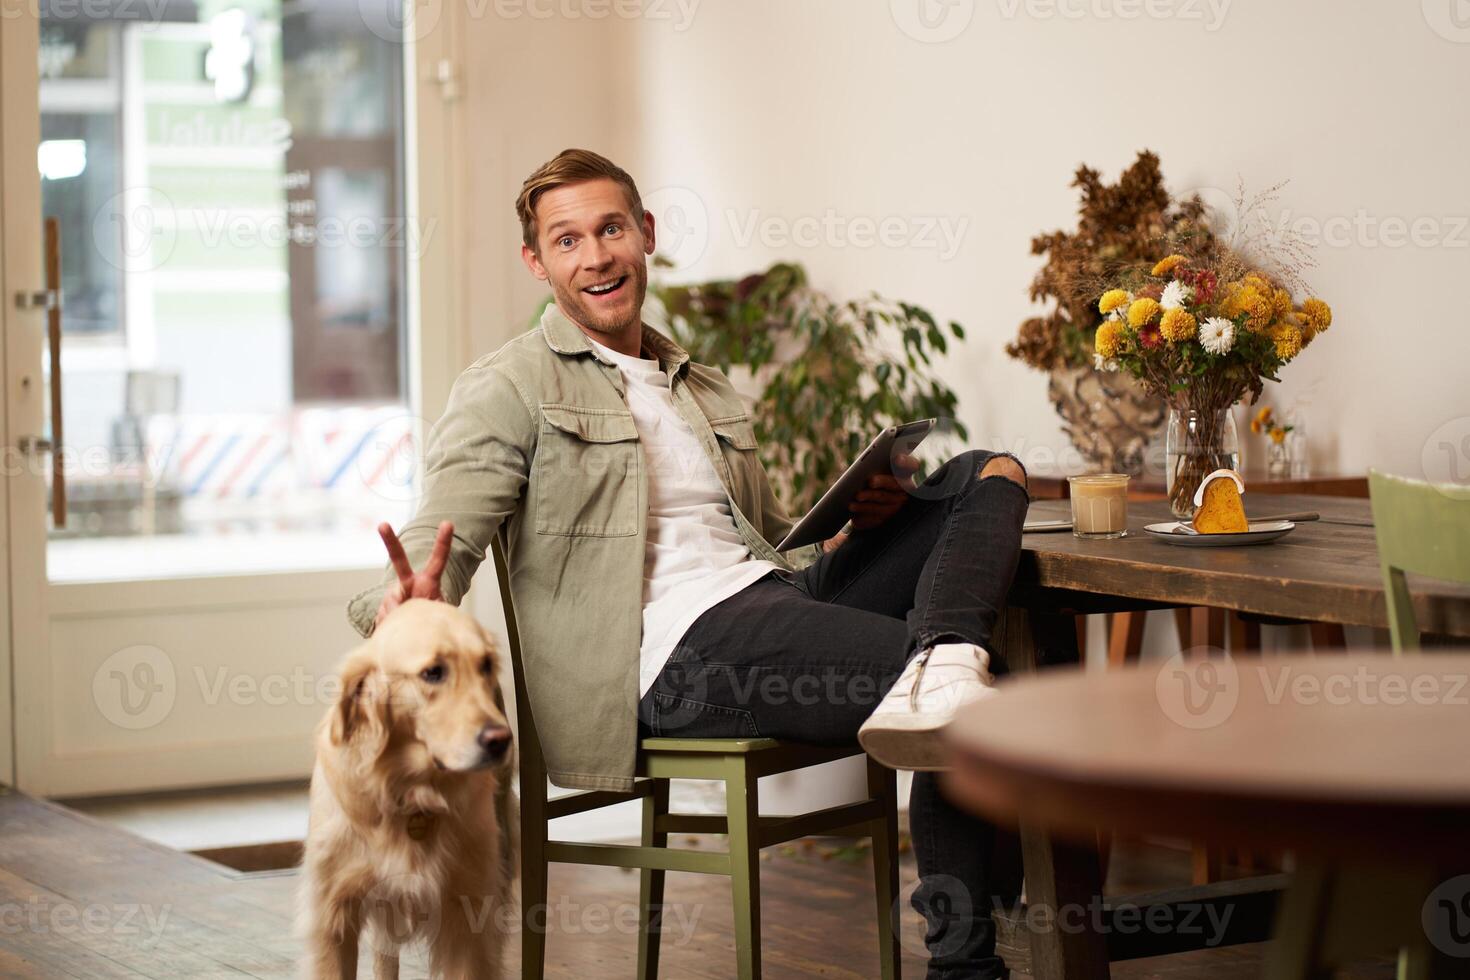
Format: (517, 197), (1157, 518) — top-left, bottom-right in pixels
(516, 148), (643, 251)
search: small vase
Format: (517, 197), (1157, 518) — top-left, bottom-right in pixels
(1267, 439), (1291, 478)
(1164, 406), (1240, 519)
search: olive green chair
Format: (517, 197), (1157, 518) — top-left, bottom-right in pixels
(1358, 469), (1470, 980)
(1369, 469), (1470, 651)
(491, 536), (902, 980)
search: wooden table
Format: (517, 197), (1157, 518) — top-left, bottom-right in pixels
(973, 497), (1470, 978)
(1021, 494), (1470, 638)
(945, 654), (1470, 979)
(1029, 467), (1369, 502)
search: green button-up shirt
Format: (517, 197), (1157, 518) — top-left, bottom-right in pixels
(348, 303), (821, 791)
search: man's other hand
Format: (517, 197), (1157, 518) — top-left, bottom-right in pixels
(375, 520), (454, 627)
(847, 452), (920, 530)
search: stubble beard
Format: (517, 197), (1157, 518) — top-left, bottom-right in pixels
(553, 263), (649, 338)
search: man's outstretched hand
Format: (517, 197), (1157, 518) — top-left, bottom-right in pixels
(375, 520), (454, 627)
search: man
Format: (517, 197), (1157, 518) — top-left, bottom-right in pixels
(348, 148), (1029, 978)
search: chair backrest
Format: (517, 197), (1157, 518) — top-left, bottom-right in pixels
(1367, 468), (1470, 651)
(491, 533), (549, 785)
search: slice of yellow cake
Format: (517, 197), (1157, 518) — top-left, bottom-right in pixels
(1191, 468), (1249, 533)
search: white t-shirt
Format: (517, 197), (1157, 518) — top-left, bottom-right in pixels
(587, 336), (781, 696)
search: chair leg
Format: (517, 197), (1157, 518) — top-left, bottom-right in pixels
(866, 758), (901, 980)
(520, 782), (549, 980)
(1309, 622), (1347, 650)
(724, 758), (762, 980)
(1107, 610), (1146, 667)
(637, 781), (670, 980)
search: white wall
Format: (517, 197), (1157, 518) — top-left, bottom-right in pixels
(617, 0), (1470, 482)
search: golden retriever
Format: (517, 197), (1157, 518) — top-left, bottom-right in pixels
(299, 598), (518, 979)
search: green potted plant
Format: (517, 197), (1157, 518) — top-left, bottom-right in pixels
(651, 260), (967, 513)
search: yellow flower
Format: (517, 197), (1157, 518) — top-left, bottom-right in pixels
(1272, 288), (1292, 319)
(1094, 321), (1126, 359)
(1151, 254), (1186, 277)
(1228, 287), (1275, 333)
(1269, 428), (1287, 445)
(1098, 289), (1130, 314)
(1127, 297), (1161, 327)
(1271, 324), (1303, 360)
(1300, 297), (1332, 332)
(1160, 308), (1197, 342)
(1251, 406), (1273, 434)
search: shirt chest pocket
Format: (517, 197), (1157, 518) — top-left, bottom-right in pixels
(534, 405), (641, 537)
(709, 414), (761, 514)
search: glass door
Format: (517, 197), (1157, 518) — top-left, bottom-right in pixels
(42, 0), (417, 574)
(4, 0), (447, 796)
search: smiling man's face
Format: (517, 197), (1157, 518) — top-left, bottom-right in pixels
(521, 177), (656, 341)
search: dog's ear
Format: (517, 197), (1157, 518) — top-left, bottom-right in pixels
(330, 646), (389, 746)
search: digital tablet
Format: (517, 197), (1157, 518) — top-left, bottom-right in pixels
(777, 419), (936, 552)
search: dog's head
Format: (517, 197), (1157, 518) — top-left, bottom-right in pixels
(331, 599), (513, 773)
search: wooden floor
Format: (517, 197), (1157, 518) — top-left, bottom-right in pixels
(0, 786), (1396, 979)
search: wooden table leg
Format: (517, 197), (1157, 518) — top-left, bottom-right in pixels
(1020, 818), (1111, 980)
(1229, 610), (1262, 654)
(1189, 607), (1226, 651)
(1001, 604), (1111, 978)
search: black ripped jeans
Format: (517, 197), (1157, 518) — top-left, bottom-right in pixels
(638, 449), (1030, 979)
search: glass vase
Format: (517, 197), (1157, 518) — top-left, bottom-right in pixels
(1267, 439), (1291, 477)
(1164, 407), (1240, 519)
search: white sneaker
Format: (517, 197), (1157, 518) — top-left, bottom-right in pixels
(858, 642), (998, 771)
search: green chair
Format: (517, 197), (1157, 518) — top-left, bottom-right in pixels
(1295, 469), (1470, 980)
(1369, 469), (1470, 651)
(490, 536), (902, 980)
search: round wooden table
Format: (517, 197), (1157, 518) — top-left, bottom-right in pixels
(945, 652), (1470, 979)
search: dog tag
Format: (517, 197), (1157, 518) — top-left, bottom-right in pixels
(406, 812), (433, 841)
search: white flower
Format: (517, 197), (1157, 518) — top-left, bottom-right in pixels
(1199, 316), (1236, 354)
(1093, 352), (1120, 372)
(1160, 280), (1193, 310)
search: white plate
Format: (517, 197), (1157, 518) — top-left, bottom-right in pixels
(1143, 520), (1296, 546)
